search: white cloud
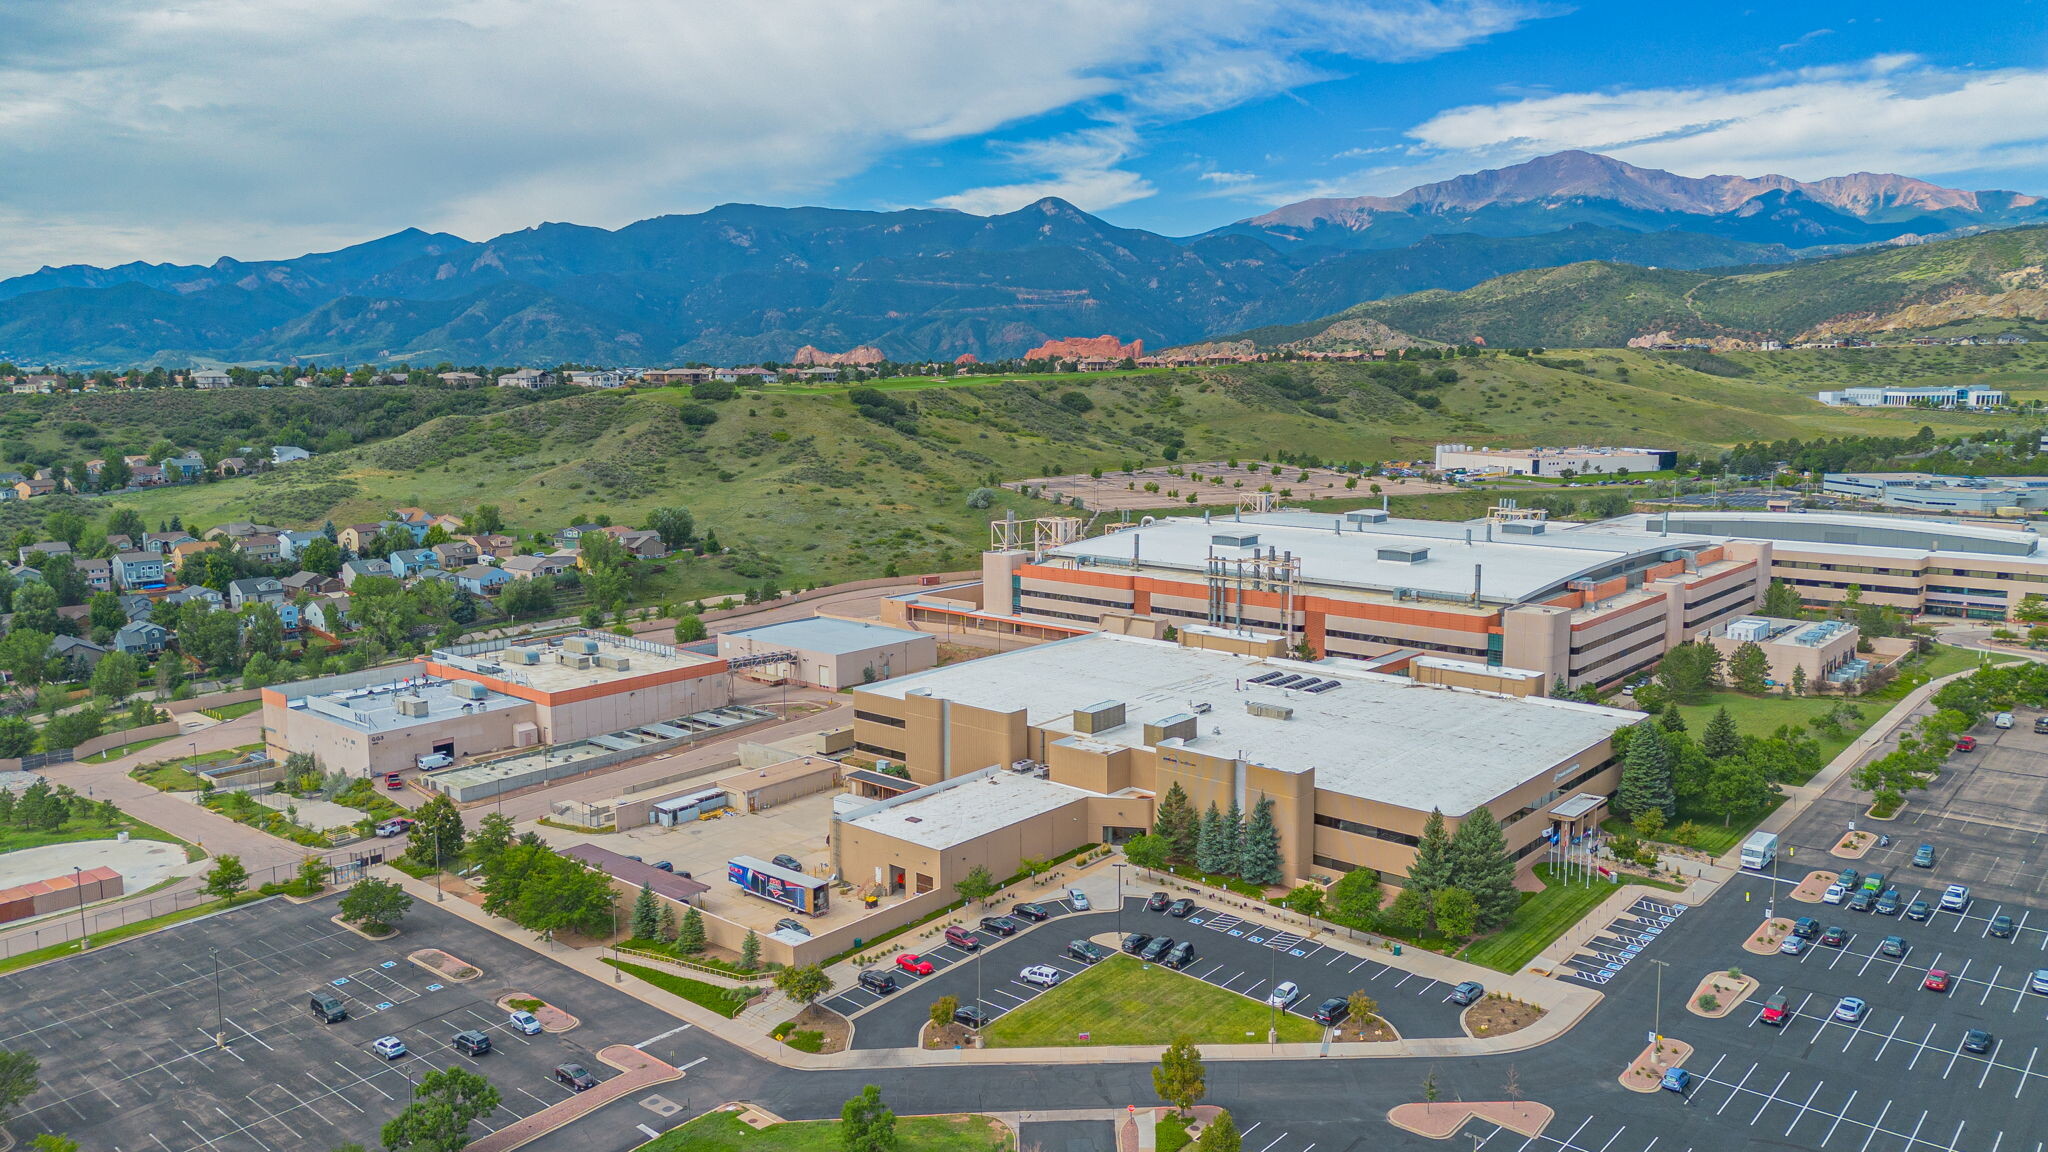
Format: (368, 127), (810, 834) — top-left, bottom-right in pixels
(1407, 58), (2048, 183)
(0, 0), (1539, 274)
(1198, 171), (1259, 185)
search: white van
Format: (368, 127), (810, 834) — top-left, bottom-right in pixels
(1996, 712), (2015, 730)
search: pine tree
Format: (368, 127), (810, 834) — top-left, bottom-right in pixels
(1238, 797), (1283, 886)
(1445, 807), (1519, 931)
(1406, 809), (1455, 899)
(1220, 799), (1244, 878)
(631, 883), (660, 941)
(740, 930), (761, 971)
(1702, 706), (1742, 760)
(1154, 782), (1198, 864)
(1196, 802), (1227, 875)
(1617, 721), (1676, 819)
(676, 906), (707, 953)
(657, 902), (678, 944)
(1659, 703), (1686, 732)
(1790, 666), (1807, 696)
(1729, 641), (1771, 693)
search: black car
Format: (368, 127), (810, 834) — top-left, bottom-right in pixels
(1875, 889), (1902, 916)
(1992, 914), (2016, 938)
(979, 915), (1021, 937)
(1067, 940), (1108, 964)
(773, 854), (804, 871)
(553, 1063), (597, 1091)
(1146, 891), (1171, 912)
(858, 969), (898, 995)
(953, 1006), (990, 1029)
(1819, 925), (1849, 947)
(1847, 889), (1875, 913)
(1791, 916), (1821, 939)
(1010, 902), (1050, 923)
(1165, 898), (1195, 919)
(452, 1030), (492, 1056)
(1964, 1028), (1996, 1054)
(1163, 941), (1197, 970)
(1139, 936), (1175, 962)
(1312, 997), (1349, 1026)
(1121, 932), (1153, 955)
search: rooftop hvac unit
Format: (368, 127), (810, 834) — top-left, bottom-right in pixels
(452, 681), (488, 700)
(1345, 509), (1389, 525)
(1377, 544), (1430, 564)
(1725, 617), (1771, 642)
(506, 647), (541, 665)
(1144, 713), (1198, 745)
(1073, 700), (1127, 734)
(598, 654), (631, 671)
(1211, 532), (1259, 549)
(394, 695), (429, 718)
(1500, 520), (1546, 535)
(566, 636), (601, 655)
(1246, 700), (1293, 721)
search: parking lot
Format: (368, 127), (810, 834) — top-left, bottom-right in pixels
(0, 897), (647, 1152)
(832, 894), (1472, 1048)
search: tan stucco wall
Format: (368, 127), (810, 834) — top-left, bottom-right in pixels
(263, 701), (534, 777)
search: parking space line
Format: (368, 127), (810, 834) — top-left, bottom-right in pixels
(1942, 1034), (1969, 1079)
(1749, 1071), (1789, 1123)
(1821, 1088), (1856, 1146)
(1981, 1040), (2003, 1089)
(1984, 965), (2005, 1005)
(1715, 1062), (1756, 1115)
(1872, 1015), (1904, 1062)
(1908, 1022), (1939, 1070)
(2019, 1047), (2037, 1098)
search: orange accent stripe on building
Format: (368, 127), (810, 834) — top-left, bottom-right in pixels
(1570, 591), (1667, 631)
(420, 659), (729, 707)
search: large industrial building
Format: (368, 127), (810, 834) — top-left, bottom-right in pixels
(263, 632), (733, 775)
(1822, 472), (2048, 515)
(957, 506), (1767, 690)
(843, 630), (1640, 890)
(1432, 444), (1675, 476)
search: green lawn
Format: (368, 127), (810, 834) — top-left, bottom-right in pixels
(1461, 864), (1682, 974)
(0, 813), (193, 857)
(980, 954), (1321, 1048)
(82, 735), (174, 763)
(603, 959), (760, 1018)
(637, 1110), (1011, 1152)
(0, 894), (237, 976)
(200, 700), (263, 721)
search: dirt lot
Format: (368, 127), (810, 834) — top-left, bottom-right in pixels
(1009, 461), (1458, 511)
(1463, 996), (1546, 1037)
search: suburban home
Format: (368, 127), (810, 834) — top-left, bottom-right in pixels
(271, 446), (311, 464)
(130, 464), (166, 487)
(169, 540), (215, 569)
(305, 595), (352, 633)
(431, 540), (480, 567)
(143, 531), (197, 555)
(460, 533), (518, 559)
(105, 534), (134, 552)
(391, 507), (434, 527)
(227, 576), (287, 610)
(164, 585), (224, 611)
(277, 530), (326, 561)
(608, 528), (668, 559)
(273, 600), (304, 634)
(13, 479), (58, 500)
(339, 559), (393, 588)
(554, 523), (603, 548)
(57, 604), (91, 629)
(204, 522), (280, 541)
(17, 541), (72, 565)
(568, 370), (626, 388)
(428, 513), (467, 535)
(112, 621), (169, 655)
(387, 548), (441, 579)
(117, 593), (154, 621)
(163, 453), (207, 479)
(497, 368), (553, 389)
(455, 564), (512, 595)
(111, 551), (168, 591)
(48, 635), (108, 674)
(281, 571), (339, 597)
(438, 372), (485, 386)
(239, 534), (283, 563)
(75, 557), (112, 592)
(190, 369), (232, 388)
(501, 555), (571, 580)
(336, 524), (386, 554)
(216, 457), (249, 476)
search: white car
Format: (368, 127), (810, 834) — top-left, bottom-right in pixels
(1821, 884), (1847, 904)
(1996, 712), (2015, 729)
(1267, 980), (1301, 1009)
(372, 1035), (407, 1059)
(1019, 965), (1065, 988)
(1779, 936), (1807, 956)
(509, 1010), (543, 1035)
(1067, 888), (1091, 911)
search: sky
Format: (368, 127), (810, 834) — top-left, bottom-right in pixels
(3, 0), (2047, 275)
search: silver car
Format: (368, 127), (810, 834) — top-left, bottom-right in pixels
(1267, 980), (1301, 1009)
(1067, 887), (1091, 911)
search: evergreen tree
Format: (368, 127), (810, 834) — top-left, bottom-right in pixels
(1220, 799), (1244, 878)
(657, 902), (678, 943)
(1762, 579), (1805, 618)
(1617, 722), (1677, 820)
(1702, 706), (1742, 760)
(1196, 802), (1228, 874)
(1238, 797), (1283, 886)
(1729, 641), (1771, 693)
(630, 884), (660, 940)
(1405, 809), (1455, 899)
(676, 906), (707, 953)
(1154, 782), (1199, 864)
(1445, 807), (1519, 930)
(1659, 703), (1686, 732)
(740, 929), (762, 971)
(1790, 666), (1808, 696)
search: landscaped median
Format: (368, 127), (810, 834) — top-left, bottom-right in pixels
(603, 958), (762, 1019)
(634, 1108), (1012, 1151)
(980, 955), (1322, 1048)
(1462, 864), (1682, 974)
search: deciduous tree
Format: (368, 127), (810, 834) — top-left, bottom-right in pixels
(839, 1085), (898, 1152)
(380, 1065), (499, 1152)
(202, 855), (249, 901)
(338, 878), (413, 934)
(1153, 1037), (1206, 1113)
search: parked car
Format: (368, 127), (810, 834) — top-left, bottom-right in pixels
(1992, 914), (2017, 937)
(953, 1006), (990, 1029)
(979, 915), (1021, 937)
(509, 1010), (543, 1035)
(1312, 997), (1349, 1026)
(1879, 935), (1909, 958)
(2030, 969), (2048, 994)
(1067, 888), (1091, 911)
(384, 772), (406, 790)
(1836, 867), (1860, 888)
(652, 861), (674, 872)
(1924, 969), (1952, 992)
(943, 925), (981, 950)
(1861, 871), (1886, 893)
(1759, 994), (1790, 1026)
(1448, 981), (1485, 1006)
(1139, 936), (1175, 963)
(1996, 712), (2015, 729)
(452, 1030), (492, 1056)
(372, 1035), (407, 1059)
(773, 854), (804, 871)
(1165, 898), (1195, 918)
(1164, 941), (1197, 970)
(776, 918), (812, 938)
(1941, 884), (1971, 911)
(1956, 735), (1978, 752)
(1875, 889), (1902, 916)
(1019, 965), (1065, 988)
(2034, 716), (2048, 735)
(1791, 917), (1820, 939)
(415, 752), (453, 769)
(896, 954), (936, 976)
(1833, 996), (1867, 1023)
(375, 818), (414, 838)
(1907, 899), (1933, 921)
(1267, 981), (1302, 1009)
(553, 1063), (597, 1091)
(1779, 935), (1808, 956)
(309, 990), (348, 1023)
(1822, 884), (1847, 905)
(1820, 925), (1849, 947)
(1010, 902), (1050, 923)
(1847, 889), (1874, 913)
(1913, 843), (1937, 868)
(1066, 940), (1107, 964)
(1660, 1068), (1691, 1094)
(1146, 892), (1171, 912)
(1964, 1029), (1996, 1054)
(1121, 933), (1153, 955)
(858, 970), (897, 995)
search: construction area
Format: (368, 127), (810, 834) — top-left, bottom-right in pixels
(1006, 460), (1459, 511)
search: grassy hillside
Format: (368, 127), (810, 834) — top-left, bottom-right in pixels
(60, 353), (2008, 600)
(1238, 225), (2048, 348)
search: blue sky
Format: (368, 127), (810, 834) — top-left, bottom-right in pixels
(1, 1), (2045, 273)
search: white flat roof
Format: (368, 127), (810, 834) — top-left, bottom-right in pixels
(721, 616), (930, 656)
(842, 770), (1093, 850)
(861, 633), (1639, 816)
(1599, 511), (2042, 562)
(1044, 511), (1713, 604)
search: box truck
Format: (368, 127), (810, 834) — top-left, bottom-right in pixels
(1740, 831), (1779, 870)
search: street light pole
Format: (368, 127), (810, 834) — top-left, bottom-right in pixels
(433, 825), (444, 902)
(1649, 958), (1670, 1043)
(212, 947), (225, 1049)
(1113, 862), (1127, 940)
(74, 866), (88, 951)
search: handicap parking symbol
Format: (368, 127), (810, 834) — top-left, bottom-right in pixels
(330, 978), (350, 986)
(426, 984), (444, 992)
(381, 961), (397, 969)
(1247, 935), (1266, 944)
(1188, 917), (1205, 926)
(1289, 948), (1308, 957)
(376, 1002), (394, 1011)
(1227, 929), (1245, 937)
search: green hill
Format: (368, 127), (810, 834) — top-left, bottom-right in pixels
(1237, 225), (2048, 349)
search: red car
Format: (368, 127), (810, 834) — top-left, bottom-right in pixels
(384, 772), (405, 790)
(1955, 736), (1977, 752)
(894, 953), (935, 976)
(1924, 969), (1952, 992)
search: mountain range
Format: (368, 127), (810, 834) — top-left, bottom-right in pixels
(2, 151), (2043, 367)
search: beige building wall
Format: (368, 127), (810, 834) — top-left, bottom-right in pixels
(263, 702), (533, 777)
(530, 675), (732, 744)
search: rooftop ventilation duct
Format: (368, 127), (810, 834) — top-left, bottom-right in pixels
(1246, 700), (1293, 721)
(1377, 544), (1430, 564)
(1212, 532), (1259, 549)
(1345, 509), (1389, 526)
(1073, 701), (1127, 734)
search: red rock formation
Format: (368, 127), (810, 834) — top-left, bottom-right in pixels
(953, 353), (980, 365)
(1023, 335), (1144, 361)
(790, 344), (887, 366)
